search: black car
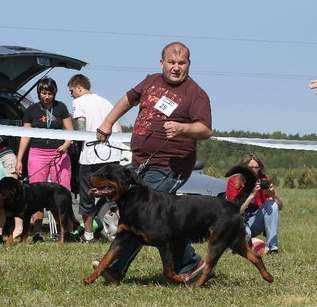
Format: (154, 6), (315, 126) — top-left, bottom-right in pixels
(0, 45), (86, 125)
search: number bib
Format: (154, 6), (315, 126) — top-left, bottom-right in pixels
(154, 96), (178, 117)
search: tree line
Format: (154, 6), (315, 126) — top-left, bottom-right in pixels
(198, 130), (317, 189)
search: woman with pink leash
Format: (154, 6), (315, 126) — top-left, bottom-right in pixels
(15, 77), (73, 243)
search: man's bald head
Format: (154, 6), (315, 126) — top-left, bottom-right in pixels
(161, 42), (190, 62)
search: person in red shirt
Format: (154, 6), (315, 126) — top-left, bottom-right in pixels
(226, 154), (283, 254)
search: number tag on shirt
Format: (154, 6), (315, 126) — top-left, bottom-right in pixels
(154, 96), (178, 117)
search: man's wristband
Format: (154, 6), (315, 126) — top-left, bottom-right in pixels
(97, 128), (109, 138)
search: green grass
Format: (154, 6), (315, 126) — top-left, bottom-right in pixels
(1, 188), (316, 306)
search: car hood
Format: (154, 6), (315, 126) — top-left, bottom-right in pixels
(178, 172), (226, 196)
(0, 46), (87, 92)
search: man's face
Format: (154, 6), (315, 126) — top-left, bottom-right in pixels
(160, 46), (190, 85)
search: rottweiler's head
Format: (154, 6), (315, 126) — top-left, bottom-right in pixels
(0, 177), (23, 211)
(89, 164), (140, 202)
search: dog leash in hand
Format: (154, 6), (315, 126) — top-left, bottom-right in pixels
(87, 128), (169, 173)
(23, 153), (62, 183)
(86, 139), (131, 162)
(86, 128), (131, 161)
(135, 138), (169, 176)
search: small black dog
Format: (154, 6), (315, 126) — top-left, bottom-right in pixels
(83, 164), (273, 287)
(0, 177), (79, 243)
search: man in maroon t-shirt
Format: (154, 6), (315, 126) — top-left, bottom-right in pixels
(96, 42), (212, 284)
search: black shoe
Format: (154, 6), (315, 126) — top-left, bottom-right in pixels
(268, 249), (278, 255)
(0, 235), (4, 245)
(32, 233), (44, 243)
(184, 260), (215, 286)
(52, 234), (61, 241)
(66, 232), (81, 242)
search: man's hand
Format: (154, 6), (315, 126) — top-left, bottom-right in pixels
(163, 121), (184, 139)
(96, 126), (112, 143)
(309, 80), (317, 89)
(163, 121), (212, 140)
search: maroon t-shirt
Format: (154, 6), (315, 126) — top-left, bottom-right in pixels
(127, 73), (212, 178)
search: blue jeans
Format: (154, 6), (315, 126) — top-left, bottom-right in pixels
(109, 168), (201, 276)
(245, 200), (280, 251)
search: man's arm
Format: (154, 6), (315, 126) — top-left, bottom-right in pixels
(97, 94), (133, 141)
(74, 117), (86, 131)
(163, 121), (212, 140)
(309, 80), (317, 89)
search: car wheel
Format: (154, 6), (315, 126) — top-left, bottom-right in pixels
(95, 200), (119, 242)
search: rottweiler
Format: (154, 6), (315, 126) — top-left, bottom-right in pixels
(83, 164), (273, 287)
(0, 177), (79, 243)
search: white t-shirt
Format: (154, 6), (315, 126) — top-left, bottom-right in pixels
(73, 93), (122, 165)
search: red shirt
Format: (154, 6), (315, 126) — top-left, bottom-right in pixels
(226, 174), (270, 208)
(127, 73), (211, 178)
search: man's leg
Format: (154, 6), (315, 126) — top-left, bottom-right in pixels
(171, 239), (201, 274)
(103, 168), (175, 279)
(102, 168), (201, 281)
(142, 169), (201, 275)
(78, 164), (99, 242)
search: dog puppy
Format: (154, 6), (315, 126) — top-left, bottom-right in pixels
(83, 164), (273, 287)
(0, 177), (79, 243)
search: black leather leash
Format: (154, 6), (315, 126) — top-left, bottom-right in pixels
(88, 128), (169, 175)
(23, 152), (62, 183)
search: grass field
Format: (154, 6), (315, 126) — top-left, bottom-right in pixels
(0, 188), (316, 307)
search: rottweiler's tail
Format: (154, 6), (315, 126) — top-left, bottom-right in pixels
(224, 165), (257, 207)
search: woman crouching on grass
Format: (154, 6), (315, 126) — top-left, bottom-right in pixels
(226, 153), (283, 254)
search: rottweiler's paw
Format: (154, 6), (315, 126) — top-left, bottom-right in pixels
(264, 273), (274, 283)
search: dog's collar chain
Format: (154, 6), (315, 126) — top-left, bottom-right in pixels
(128, 184), (137, 190)
(135, 133), (169, 176)
(135, 161), (149, 176)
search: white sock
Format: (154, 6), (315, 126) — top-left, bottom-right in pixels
(84, 231), (94, 241)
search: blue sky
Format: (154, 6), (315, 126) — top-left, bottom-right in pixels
(1, 1), (317, 135)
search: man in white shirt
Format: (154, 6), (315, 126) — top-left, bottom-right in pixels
(68, 74), (122, 242)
